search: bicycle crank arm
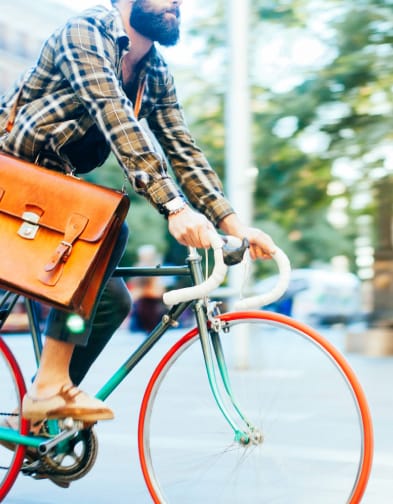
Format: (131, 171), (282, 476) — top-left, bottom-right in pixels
(37, 419), (84, 455)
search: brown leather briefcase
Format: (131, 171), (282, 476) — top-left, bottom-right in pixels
(0, 153), (130, 318)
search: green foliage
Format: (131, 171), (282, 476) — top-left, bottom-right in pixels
(121, 197), (168, 265)
(87, 0), (393, 273)
(180, 0), (393, 275)
(318, 3), (393, 182)
(82, 154), (169, 265)
(252, 0), (303, 26)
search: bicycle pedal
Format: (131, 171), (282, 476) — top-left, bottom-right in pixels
(57, 418), (92, 431)
(58, 417), (77, 430)
(22, 462), (71, 488)
(21, 458), (43, 474)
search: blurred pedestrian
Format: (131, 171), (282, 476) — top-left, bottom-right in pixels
(128, 245), (166, 333)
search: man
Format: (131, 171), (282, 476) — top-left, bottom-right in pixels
(0, 0), (276, 422)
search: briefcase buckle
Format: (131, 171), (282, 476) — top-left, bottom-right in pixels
(18, 211), (40, 239)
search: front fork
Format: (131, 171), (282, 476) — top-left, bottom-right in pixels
(194, 300), (262, 446)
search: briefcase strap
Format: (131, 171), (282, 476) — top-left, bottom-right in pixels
(44, 213), (89, 273)
(5, 87), (23, 133)
(4, 74), (146, 193)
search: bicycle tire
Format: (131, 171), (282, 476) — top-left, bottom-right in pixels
(138, 311), (373, 504)
(0, 337), (29, 501)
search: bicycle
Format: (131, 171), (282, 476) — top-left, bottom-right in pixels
(0, 234), (374, 503)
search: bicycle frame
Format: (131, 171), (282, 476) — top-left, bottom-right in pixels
(0, 246), (252, 452)
(0, 246), (375, 504)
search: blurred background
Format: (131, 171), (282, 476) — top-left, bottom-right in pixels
(2, 0), (393, 345)
(2, 2), (393, 501)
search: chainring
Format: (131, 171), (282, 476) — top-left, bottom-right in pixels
(23, 427), (98, 484)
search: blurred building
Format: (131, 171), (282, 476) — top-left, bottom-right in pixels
(0, 0), (74, 93)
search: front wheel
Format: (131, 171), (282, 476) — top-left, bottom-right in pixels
(0, 337), (29, 501)
(138, 311), (373, 504)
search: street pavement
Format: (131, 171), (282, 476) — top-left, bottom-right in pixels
(1, 324), (393, 504)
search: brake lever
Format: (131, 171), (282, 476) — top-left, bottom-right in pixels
(222, 237), (249, 266)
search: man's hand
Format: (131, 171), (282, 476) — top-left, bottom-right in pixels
(167, 206), (216, 248)
(168, 207), (276, 260)
(241, 227), (276, 260)
(218, 213), (276, 260)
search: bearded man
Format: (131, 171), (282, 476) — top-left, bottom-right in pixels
(0, 0), (276, 423)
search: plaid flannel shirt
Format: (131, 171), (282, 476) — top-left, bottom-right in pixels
(0, 6), (234, 225)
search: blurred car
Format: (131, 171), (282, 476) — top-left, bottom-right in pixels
(255, 268), (363, 326)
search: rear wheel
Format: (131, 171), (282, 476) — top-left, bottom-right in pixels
(0, 337), (29, 501)
(138, 311), (373, 504)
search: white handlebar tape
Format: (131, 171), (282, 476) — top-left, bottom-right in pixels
(233, 248), (291, 310)
(162, 233), (291, 310)
(162, 231), (228, 306)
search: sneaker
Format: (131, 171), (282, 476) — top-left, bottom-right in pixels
(22, 384), (114, 423)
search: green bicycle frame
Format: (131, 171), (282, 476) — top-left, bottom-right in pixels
(0, 247), (252, 449)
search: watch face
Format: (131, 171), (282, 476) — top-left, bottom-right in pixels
(166, 197), (184, 213)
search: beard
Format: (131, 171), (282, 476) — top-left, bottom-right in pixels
(130, 1), (181, 47)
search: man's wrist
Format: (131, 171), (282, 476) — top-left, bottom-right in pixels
(158, 197), (187, 218)
(218, 212), (246, 236)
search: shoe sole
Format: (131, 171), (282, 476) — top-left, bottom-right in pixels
(47, 411), (114, 422)
(23, 409), (114, 423)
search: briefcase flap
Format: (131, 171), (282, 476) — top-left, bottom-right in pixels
(0, 153), (129, 243)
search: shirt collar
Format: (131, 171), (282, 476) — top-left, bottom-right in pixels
(112, 7), (130, 53)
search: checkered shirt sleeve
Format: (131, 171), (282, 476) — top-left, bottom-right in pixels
(0, 7), (234, 225)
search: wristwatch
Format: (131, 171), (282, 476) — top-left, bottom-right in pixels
(159, 197), (187, 218)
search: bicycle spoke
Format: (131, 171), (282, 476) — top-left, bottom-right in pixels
(138, 312), (373, 504)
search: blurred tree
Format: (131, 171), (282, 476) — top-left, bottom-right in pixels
(86, 0), (393, 276)
(184, 0), (393, 273)
(181, 0), (346, 269)
(82, 154), (167, 265)
(264, 0), (393, 275)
